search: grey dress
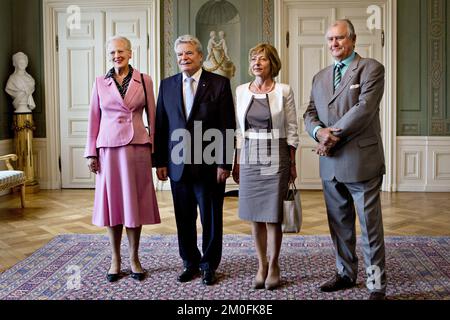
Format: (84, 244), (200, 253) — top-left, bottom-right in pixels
(238, 94), (290, 223)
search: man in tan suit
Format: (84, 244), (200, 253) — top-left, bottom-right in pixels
(304, 19), (387, 300)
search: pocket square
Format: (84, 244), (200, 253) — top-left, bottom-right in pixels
(350, 84), (360, 89)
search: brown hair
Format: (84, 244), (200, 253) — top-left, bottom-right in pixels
(248, 43), (282, 78)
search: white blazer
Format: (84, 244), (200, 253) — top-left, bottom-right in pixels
(235, 82), (299, 150)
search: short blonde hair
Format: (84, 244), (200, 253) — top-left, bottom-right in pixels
(248, 43), (282, 78)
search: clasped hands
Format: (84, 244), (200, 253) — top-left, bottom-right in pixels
(315, 127), (341, 157)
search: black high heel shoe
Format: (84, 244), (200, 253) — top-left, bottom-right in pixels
(107, 273), (120, 282)
(130, 272), (145, 281)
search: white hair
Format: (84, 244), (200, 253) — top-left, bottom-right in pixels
(106, 35), (132, 51)
(174, 35), (203, 55)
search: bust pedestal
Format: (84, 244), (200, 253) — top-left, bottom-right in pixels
(12, 113), (40, 193)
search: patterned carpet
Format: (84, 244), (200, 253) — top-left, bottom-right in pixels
(0, 234), (449, 300)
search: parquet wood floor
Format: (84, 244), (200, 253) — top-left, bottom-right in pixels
(1, 189), (449, 272)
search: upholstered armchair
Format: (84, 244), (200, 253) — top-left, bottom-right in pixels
(0, 154), (26, 208)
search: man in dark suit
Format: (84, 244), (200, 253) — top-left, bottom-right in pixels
(303, 20), (387, 300)
(153, 35), (235, 285)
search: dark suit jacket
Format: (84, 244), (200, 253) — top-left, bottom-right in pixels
(303, 53), (386, 183)
(153, 69), (236, 182)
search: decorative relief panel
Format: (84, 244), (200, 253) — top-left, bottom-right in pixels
(404, 152), (420, 179)
(400, 122), (420, 135)
(164, 0), (174, 77)
(113, 20), (140, 38)
(432, 120), (445, 134)
(434, 151), (450, 179)
(428, 0), (445, 135)
(263, 0), (272, 43)
(69, 120), (88, 137)
(68, 48), (93, 110)
(298, 17), (326, 36)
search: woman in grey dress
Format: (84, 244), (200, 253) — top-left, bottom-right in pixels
(232, 44), (299, 290)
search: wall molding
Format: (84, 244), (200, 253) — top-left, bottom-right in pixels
(428, 0), (446, 135)
(163, 0), (174, 77)
(263, 0), (273, 43)
(397, 136), (450, 192)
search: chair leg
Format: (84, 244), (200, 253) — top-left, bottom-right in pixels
(20, 184), (25, 208)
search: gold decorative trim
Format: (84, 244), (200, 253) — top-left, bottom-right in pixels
(428, 0), (445, 134)
(263, 0), (272, 43)
(12, 120), (36, 132)
(164, 0), (174, 77)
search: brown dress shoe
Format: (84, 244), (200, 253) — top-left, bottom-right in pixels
(320, 274), (356, 292)
(369, 292), (386, 300)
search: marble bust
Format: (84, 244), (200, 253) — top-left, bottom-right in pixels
(5, 52), (36, 113)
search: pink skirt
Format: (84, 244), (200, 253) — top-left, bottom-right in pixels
(93, 144), (160, 228)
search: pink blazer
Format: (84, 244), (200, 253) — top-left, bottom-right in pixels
(84, 69), (156, 158)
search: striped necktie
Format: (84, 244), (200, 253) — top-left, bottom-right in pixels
(334, 62), (345, 91)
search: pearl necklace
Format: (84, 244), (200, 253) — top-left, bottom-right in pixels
(251, 80), (275, 94)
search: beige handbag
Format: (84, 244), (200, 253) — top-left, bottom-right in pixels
(282, 181), (302, 233)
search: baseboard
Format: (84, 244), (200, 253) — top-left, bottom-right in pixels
(397, 185), (450, 192)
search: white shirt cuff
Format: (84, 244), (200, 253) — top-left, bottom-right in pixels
(313, 126), (323, 142)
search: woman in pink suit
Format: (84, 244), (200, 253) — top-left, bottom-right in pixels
(85, 36), (160, 282)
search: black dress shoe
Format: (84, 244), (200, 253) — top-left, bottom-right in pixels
(369, 292), (386, 300)
(320, 274), (356, 292)
(177, 268), (200, 283)
(202, 269), (217, 286)
(131, 272), (145, 281)
(107, 273), (120, 282)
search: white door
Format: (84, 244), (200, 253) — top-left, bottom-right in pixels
(287, 2), (385, 189)
(58, 9), (150, 188)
